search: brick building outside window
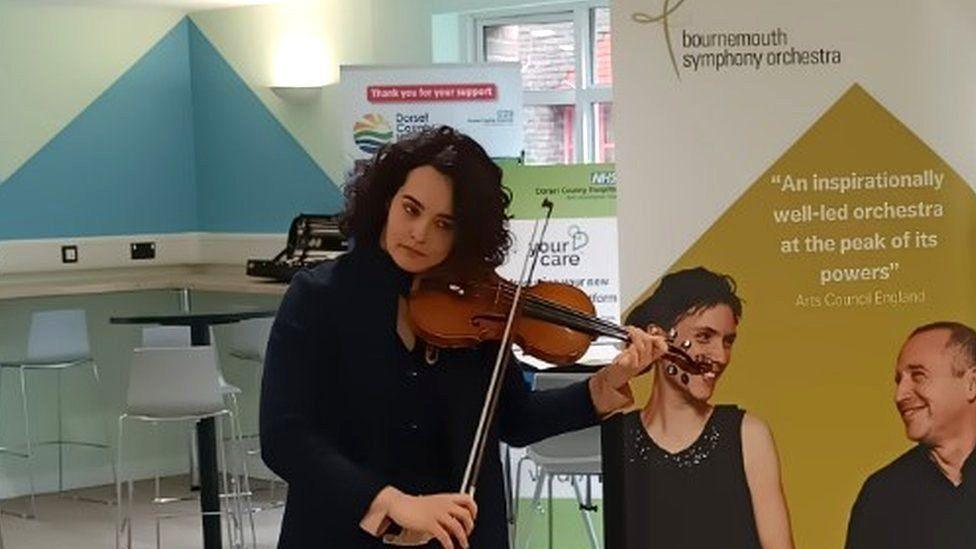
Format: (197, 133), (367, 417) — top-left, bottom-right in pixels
(477, 3), (613, 165)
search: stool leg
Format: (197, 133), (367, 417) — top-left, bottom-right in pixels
(513, 455), (531, 546)
(153, 422), (162, 503)
(216, 418), (238, 548)
(571, 475), (599, 549)
(57, 369), (64, 495)
(227, 393), (256, 548)
(521, 467), (546, 549)
(547, 474), (554, 549)
(115, 416), (128, 549)
(187, 426), (199, 490)
(269, 477), (278, 502)
(91, 361), (119, 503)
(502, 444), (513, 526)
(18, 367), (37, 519)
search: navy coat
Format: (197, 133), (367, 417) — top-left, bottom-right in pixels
(260, 244), (599, 548)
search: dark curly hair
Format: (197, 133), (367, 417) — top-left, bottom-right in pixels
(340, 126), (512, 277)
(625, 267), (743, 330)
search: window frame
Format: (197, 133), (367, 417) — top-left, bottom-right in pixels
(471, 1), (613, 164)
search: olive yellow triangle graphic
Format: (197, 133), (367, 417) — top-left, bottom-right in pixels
(627, 83), (975, 548)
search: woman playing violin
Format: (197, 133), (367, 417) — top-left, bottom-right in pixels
(260, 126), (666, 548)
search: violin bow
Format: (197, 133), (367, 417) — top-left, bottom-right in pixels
(460, 199), (554, 496)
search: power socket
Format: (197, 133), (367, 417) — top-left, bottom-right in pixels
(130, 242), (156, 260)
(61, 245), (78, 264)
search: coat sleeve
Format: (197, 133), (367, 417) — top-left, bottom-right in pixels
(260, 268), (388, 526)
(497, 356), (600, 448)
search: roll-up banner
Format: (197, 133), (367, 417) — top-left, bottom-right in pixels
(609, 0), (975, 547)
(498, 162), (621, 366)
(340, 63), (523, 164)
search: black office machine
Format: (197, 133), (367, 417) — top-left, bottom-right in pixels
(246, 214), (349, 282)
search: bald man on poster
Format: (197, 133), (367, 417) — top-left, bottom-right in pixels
(845, 321), (976, 549)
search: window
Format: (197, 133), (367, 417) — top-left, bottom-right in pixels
(476, 3), (613, 164)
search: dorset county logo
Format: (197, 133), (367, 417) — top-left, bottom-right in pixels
(353, 114), (393, 154)
(632, 0), (689, 80)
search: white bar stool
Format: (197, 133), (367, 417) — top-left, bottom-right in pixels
(141, 326), (255, 548)
(0, 309), (116, 518)
(116, 346), (247, 549)
(516, 372), (602, 549)
(227, 318), (284, 511)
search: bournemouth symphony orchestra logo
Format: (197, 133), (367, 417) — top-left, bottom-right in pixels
(632, 0), (690, 80)
(633, 1), (842, 80)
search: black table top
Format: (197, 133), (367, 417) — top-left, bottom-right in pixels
(110, 310), (277, 326)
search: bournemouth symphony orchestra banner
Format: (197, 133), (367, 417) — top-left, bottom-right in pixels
(608, 0), (976, 547)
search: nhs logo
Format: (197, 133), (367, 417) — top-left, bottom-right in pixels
(590, 171), (616, 186)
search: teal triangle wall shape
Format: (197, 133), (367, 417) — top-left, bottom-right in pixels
(0, 19), (197, 240)
(188, 20), (342, 233)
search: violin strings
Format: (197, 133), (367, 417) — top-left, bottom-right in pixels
(451, 278), (624, 337)
(477, 281), (629, 339)
(452, 280), (705, 370)
(492, 282), (629, 335)
(521, 299), (623, 339)
(498, 288), (628, 339)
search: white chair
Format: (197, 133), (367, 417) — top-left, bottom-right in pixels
(517, 372), (602, 549)
(0, 309), (115, 518)
(142, 326), (242, 398)
(141, 325), (243, 468)
(227, 318), (272, 364)
(137, 327), (198, 506)
(116, 346), (247, 549)
(227, 318), (284, 510)
(139, 326), (256, 548)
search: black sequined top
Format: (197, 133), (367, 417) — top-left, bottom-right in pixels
(618, 404), (762, 549)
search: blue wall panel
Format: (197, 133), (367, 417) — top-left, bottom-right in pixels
(189, 21), (342, 234)
(0, 20), (197, 239)
(0, 17), (343, 241)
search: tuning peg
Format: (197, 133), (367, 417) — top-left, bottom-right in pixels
(681, 339), (692, 350)
(667, 327), (678, 341)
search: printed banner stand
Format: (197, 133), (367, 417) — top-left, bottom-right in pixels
(339, 63), (523, 168)
(497, 162), (620, 368)
(608, 1), (976, 547)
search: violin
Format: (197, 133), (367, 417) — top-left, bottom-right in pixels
(407, 271), (712, 375)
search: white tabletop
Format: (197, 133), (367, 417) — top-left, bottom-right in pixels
(0, 264), (288, 300)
